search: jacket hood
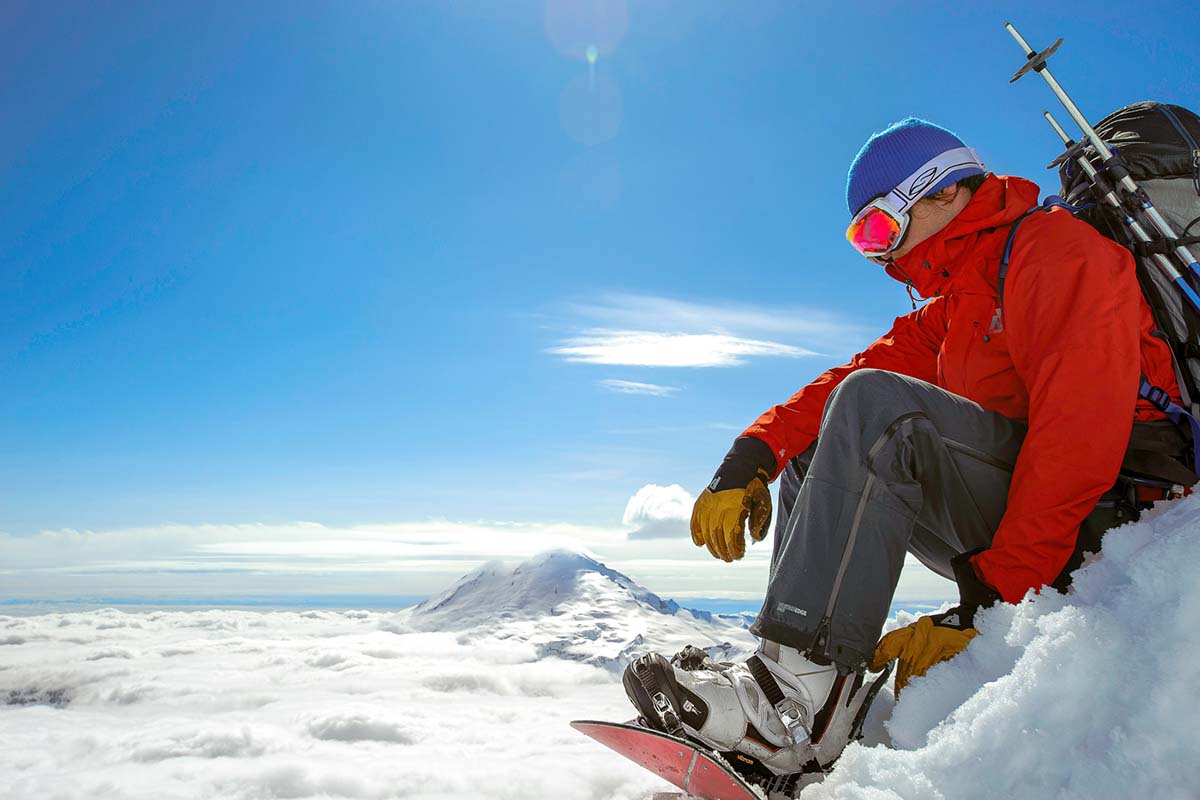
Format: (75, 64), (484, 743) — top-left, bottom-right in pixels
(884, 174), (1041, 298)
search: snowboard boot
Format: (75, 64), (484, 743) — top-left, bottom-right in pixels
(623, 641), (888, 776)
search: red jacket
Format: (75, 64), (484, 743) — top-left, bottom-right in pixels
(743, 175), (1180, 604)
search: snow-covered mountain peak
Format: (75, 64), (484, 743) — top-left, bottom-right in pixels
(405, 548), (751, 670)
(410, 548), (679, 627)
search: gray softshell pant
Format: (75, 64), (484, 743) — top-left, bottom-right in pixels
(748, 368), (1027, 669)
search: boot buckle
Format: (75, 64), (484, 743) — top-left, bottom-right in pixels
(651, 691), (682, 733)
(774, 698), (811, 746)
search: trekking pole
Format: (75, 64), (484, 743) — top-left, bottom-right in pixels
(1005, 22), (1200, 287)
(1041, 110), (1200, 314)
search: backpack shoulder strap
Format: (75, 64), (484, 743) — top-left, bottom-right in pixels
(997, 198), (1086, 305)
(998, 210), (1039, 305)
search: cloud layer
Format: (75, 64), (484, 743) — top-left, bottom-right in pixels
(9, 493), (1197, 800)
(0, 607), (665, 800)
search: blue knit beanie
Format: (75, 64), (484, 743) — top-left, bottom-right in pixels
(845, 118), (984, 217)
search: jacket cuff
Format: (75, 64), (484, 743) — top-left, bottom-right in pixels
(951, 549), (1002, 609)
(709, 436), (779, 491)
(726, 435), (779, 476)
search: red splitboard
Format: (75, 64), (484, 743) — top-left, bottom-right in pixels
(571, 720), (760, 800)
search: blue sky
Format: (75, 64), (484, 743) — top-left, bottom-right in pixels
(1, 1), (1194, 601)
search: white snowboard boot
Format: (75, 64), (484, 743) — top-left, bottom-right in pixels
(623, 641), (886, 775)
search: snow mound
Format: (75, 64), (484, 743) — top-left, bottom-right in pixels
(805, 493), (1200, 799)
(405, 549), (753, 670)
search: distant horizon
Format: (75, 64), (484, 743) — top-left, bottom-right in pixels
(0, 594), (945, 620)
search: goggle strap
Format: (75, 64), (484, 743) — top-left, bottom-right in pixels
(884, 146), (985, 213)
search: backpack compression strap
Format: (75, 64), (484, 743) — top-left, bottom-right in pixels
(999, 201), (1200, 476)
(1139, 377), (1200, 477)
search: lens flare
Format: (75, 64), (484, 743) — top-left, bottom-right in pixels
(559, 72), (623, 146)
(544, 0), (629, 63)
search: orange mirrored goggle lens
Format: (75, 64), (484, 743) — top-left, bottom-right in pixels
(846, 207), (903, 257)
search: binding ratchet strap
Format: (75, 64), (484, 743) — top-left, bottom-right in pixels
(747, 656), (810, 747)
(632, 658), (683, 734)
(1140, 376), (1200, 477)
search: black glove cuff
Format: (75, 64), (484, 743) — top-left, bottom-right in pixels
(708, 436), (777, 492)
(930, 604), (976, 630)
(951, 549), (1002, 610)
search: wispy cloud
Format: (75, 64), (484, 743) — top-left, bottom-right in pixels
(569, 293), (870, 346)
(551, 329), (814, 367)
(547, 293), (869, 369)
(597, 378), (678, 397)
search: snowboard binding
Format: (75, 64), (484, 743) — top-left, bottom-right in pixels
(616, 645), (893, 798)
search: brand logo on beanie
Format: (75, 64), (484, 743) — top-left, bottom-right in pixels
(907, 166), (941, 197)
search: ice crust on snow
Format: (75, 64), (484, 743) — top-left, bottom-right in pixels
(407, 549), (754, 669)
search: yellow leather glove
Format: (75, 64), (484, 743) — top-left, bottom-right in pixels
(868, 608), (978, 696)
(691, 436), (776, 562)
(691, 471), (772, 561)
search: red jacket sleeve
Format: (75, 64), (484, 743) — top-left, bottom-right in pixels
(742, 299), (947, 477)
(972, 213), (1141, 603)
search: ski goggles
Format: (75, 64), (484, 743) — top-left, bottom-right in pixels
(845, 146), (986, 260)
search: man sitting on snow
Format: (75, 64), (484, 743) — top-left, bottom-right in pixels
(623, 118), (1191, 774)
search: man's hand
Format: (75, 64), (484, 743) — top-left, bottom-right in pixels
(869, 550), (1001, 695)
(867, 608), (977, 695)
(691, 436), (776, 562)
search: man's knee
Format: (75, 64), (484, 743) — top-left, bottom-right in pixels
(829, 368), (909, 401)
(823, 369), (919, 427)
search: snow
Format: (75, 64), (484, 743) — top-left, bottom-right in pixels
(802, 493), (1200, 799)
(4, 497), (1200, 799)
